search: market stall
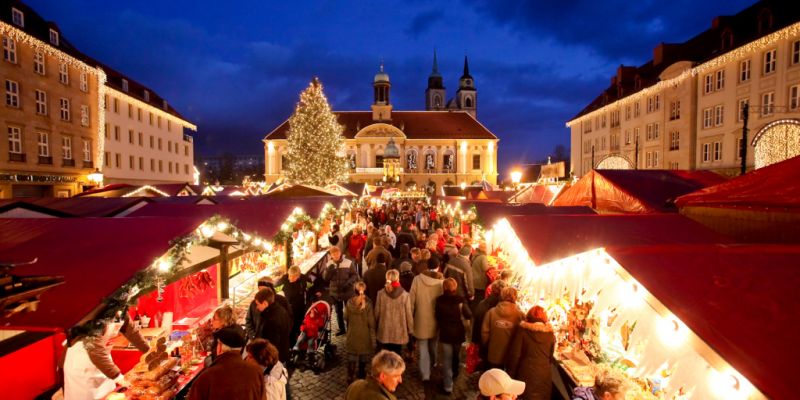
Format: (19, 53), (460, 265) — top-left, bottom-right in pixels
(483, 214), (790, 399)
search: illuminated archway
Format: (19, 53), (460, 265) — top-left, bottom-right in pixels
(595, 154), (634, 170)
(752, 119), (800, 169)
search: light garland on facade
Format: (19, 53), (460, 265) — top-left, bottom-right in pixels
(96, 68), (107, 172)
(751, 119), (800, 168)
(0, 21), (100, 74)
(105, 87), (197, 131)
(566, 21), (800, 128)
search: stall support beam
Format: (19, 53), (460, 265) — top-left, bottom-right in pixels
(218, 244), (230, 302)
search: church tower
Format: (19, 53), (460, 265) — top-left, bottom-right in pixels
(372, 62), (392, 121)
(456, 56), (477, 119)
(425, 49), (446, 110)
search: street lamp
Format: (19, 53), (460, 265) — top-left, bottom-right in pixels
(87, 168), (104, 187)
(510, 170), (522, 189)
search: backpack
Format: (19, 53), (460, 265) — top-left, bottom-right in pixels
(264, 362), (289, 400)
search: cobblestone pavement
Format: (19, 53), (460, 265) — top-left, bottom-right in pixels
(288, 309), (480, 400)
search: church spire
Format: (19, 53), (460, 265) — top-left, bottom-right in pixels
(432, 48), (440, 76)
(461, 55), (472, 80)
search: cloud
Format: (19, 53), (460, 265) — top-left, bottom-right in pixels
(405, 10), (445, 38)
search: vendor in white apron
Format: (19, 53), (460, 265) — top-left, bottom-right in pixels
(63, 313), (150, 400)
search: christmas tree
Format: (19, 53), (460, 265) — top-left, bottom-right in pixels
(285, 78), (348, 186)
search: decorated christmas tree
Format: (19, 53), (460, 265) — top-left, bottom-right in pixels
(284, 78), (348, 186)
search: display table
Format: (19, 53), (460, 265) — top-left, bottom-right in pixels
(297, 250), (329, 275)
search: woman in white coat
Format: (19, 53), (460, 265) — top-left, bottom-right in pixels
(63, 313), (149, 400)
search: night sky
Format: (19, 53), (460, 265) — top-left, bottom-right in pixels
(27, 0), (754, 178)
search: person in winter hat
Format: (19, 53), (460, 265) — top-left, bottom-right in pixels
(481, 287), (524, 368)
(505, 306), (556, 400)
(345, 281), (376, 383)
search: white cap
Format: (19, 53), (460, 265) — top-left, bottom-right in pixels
(478, 368), (526, 396)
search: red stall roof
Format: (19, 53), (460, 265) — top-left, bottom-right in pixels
(675, 155), (800, 211)
(507, 214), (731, 265)
(0, 218), (205, 329)
(607, 244), (800, 400)
(472, 202), (595, 227)
(554, 170), (727, 213)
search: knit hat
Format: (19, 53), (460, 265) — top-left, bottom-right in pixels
(213, 325), (247, 349)
(399, 261), (413, 272)
(478, 368), (526, 396)
(459, 245), (471, 256)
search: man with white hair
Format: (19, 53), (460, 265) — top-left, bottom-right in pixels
(345, 350), (406, 400)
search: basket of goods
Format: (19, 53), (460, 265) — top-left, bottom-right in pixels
(122, 337), (180, 400)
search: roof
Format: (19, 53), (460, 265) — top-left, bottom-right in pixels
(0, 218), (205, 329)
(75, 184), (170, 198)
(339, 182), (368, 197)
(264, 111), (497, 141)
(571, 1), (800, 120)
(508, 184), (566, 205)
(607, 244), (800, 400)
(507, 214), (731, 265)
(554, 170), (727, 213)
(8, 197), (151, 217)
(1, 1), (192, 124)
(0, 200), (73, 218)
(675, 155), (800, 211)
(470, 202), (594, 227)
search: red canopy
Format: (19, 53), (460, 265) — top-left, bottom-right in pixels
(607, 244), (800, 400)
(507, 214), (730, 265)
(471, 202), (594, 227)
(0, 218), (205, 329)
(675, 155), (800, 211)
(554, 170), (727, 213)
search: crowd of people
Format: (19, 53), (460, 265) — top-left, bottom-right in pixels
(188, 198), (630, 400)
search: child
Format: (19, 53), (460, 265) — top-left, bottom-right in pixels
(344, 281), (375, 383)
(292, 301), (328, 357)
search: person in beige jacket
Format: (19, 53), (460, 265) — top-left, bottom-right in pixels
(408, 260), (443, 381)
(375, 269), (413, 355)
(481, 287), (524, 368)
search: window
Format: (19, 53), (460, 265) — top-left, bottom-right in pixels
(59, 63), (69, 85)
(49, 29), (59, 46)
(634, 102), (640, 117)
(113, 98), (119, 113)
(139, 157), (144, 170)
(128, 129), (134, 144)
(601, 114), (606, 128)
(472, 154), (481, 169)
(761, 92), (775, 116)
(3, 37), (17, 63)
(646, 124), (653, 140)
(38, 132), (49, 157)
(5, 79), (19, 107)
(670, 131), (680, 151)
(669, 100), (681, 120)
(184, 145), (189, 156)
(158, 138), (162, 150)
(653, 151), (659, 167)
(168, 141), (172, 152)
(634, 127), (640, 142)
(645, 152), (652, 168)
(669, 161), (679, 170)
(35, 90), (47, 115)
(625, 106), (631, 120)
(122, 79), (129, 92)
(80, 105), (89, 127)
(150, 159), (155, 171)
(8, 126), (22, 154)
(144, 90), (150, 102)
(185, 165), (189, 175)
(129, 155), (135, 170)
(137, 108), (142, 121)
(655, 95), (660, 111)
(128, 104), (133, 118)
(33, 51), (45, 75)
(625, 130), (631, 145)
(168, 120), (172, 132)
(704, 74), (713, 94)
(375, 155), (384, 168)
(736, 138), (744, 160)
(138, 132), (143, 146)
(790, 85), (799, 110)
(713, 141), (722, 161)
(11, 8), (24, 27)
(793, 40), (800, 66)
(104, 123), (110, 139)
(82, 139), (91, 162)
(62, 136), (72, 159)
(714, 105), (724, 126)
(149, 135), (154, 148)
(59, 98), (70, 120)
(738, 98), (750, 122)
(80, 72), (88, 92)
(702, 143), (711, 163)
(647, 97), (654, 113)
(149, 112), (153, 126)
(157, 116), (162, 128)
(104, 151), (110, 167)
(158, 160), (163, 172)
(716, 69), (725, 91)
(115, 153), (121, 168)
(703, 108), (713, 128)
(764, 49), (777, 74)
(114, 125), (120, 141)
(739, 59), (751, 82)
(168, 162), (173, 173)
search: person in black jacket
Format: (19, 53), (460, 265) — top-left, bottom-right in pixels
(254, 287), (292, 363)
(277, 266), (308, 343)
(246, 279), (292, 340)
(395, 222), (417, 254)
(435, 277), (472, 394)
(324, 246), (358, 335)
(363, 253), (388, 306)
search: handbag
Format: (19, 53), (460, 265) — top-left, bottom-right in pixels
(465, 342), (481, 374)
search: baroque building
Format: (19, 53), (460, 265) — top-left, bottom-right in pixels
(263, 58), (498, 191)
(567, 0), (800, 177)
(0, 1), (195, 198)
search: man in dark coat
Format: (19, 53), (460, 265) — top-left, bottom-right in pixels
(187, 326), (263, 400)
(395, 222), (417, 253)
(363, 253), (388, 305)
(277, 266), (308, 343)
(245, 278), (292, 340)
(254, 287), (292, 362)
(471, 280), (507, 361)
(324, 246), (358, 335)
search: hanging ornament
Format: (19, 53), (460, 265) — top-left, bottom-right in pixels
(156, 276), (166, 302)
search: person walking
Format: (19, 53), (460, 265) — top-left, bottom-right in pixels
(344, 350), (406, 400)
(408, 259), (443, 383)
(364, 253), (389, 305)
(443, 245), (475, 302)
(505, 306), (556, 400)
(375, 270), (413, 355)
(345, 226), (367, 276)
(254, 287), (292, 363)
(481, 287), (524, 369)
(434, 278), (472, 394)
(276, 266), (308, 344)
(188, 326), (264, 400)
(365, 236), (393, 270)
(345, 281), (376, 383)
(471, 242), (490, 309)
(472, 280), (507, 361)
(324, 246), (358, 336)
(245, 339), (288, 400)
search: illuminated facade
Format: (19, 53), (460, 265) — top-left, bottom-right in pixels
(568, 1), (800, 177)
(264, 60), (499, 191)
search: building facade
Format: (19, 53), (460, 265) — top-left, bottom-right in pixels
(1, 3), (103, 198)
(263, 59), (498, 191)
(1, 1), (195, 198)
(568, 0), (800, 177)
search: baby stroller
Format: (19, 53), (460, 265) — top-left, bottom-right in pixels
(289, 300), (336, 372)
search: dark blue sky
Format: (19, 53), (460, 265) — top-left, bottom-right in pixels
(27, 0), (754, 178)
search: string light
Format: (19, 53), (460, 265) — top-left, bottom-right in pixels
(751, 119), (800, 168)
(567, 21), (800, 127)
(122, 185), (170, 197)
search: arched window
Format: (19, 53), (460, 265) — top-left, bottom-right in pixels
(406, 149), (418, 171)
(721, 29), (734, 50)
(443, 150), (455, 172)
(346, 150), (356, 170)
(465, 97), (473, 108)
(434, 95), (441, 108)
(424, 149), (436, 171)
